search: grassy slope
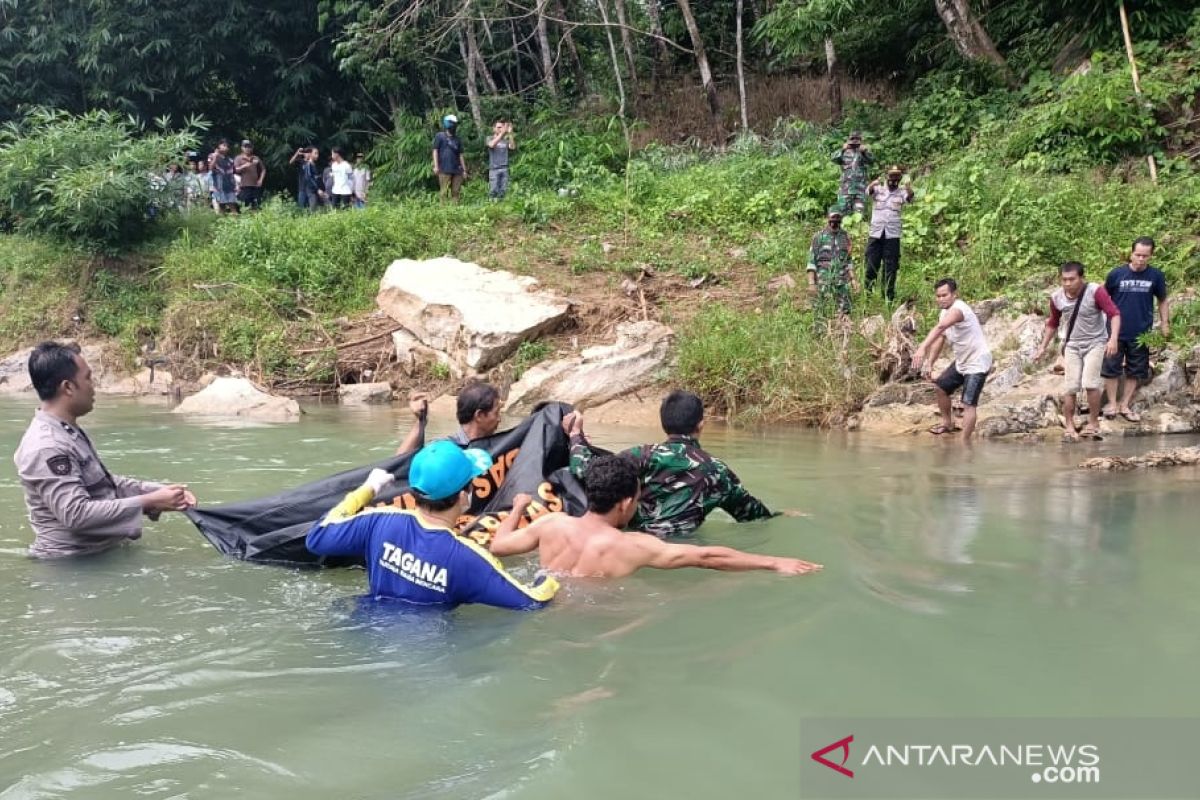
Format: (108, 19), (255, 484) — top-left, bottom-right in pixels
(2, 56), (1198, 422)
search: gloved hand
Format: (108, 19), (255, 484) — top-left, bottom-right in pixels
(364, 468), (395, 494)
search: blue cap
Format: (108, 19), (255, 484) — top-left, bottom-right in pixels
(409, 440), (492, 501)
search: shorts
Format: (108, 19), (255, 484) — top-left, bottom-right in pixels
(1100, 339), (1151, 382)
(934, 362), (988, 406)
(1063, 345), (1105, 393)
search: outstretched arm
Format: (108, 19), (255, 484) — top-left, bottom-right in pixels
(634, 535), (821, 574)
(488, 495), (544, 557)
(911, 307), (963, 372)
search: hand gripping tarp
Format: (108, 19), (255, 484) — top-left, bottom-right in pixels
(184, 402), (588, 567)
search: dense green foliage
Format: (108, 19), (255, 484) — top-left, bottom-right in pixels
(0, 110), (201, 250)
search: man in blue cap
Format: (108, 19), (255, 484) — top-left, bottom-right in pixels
(306, 440), (558, 609)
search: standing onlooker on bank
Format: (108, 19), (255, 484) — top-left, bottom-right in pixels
(329, 148), (355, 209)
(209, 139), (240, 214)
(911, 278), (993, 443)
(1033, 262), (1121, 441)
(806, 208), (857, 317)
(864, 165), (913, 302)
(1101, 237), (1170, 422)
(432, 114), (467, 203)
(234, 140), (266, 210)
(352, 153), (372, 209)
(831, 130), (874, 215)
(290, 147), (324, 211)
(487, 119), (515, 200)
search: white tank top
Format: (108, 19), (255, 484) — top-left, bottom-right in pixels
(941, 299), (993, 373)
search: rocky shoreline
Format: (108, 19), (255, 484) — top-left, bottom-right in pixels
(2, 263), (1196, 437)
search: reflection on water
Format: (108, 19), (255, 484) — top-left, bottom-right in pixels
(1, 399), (1198, 798)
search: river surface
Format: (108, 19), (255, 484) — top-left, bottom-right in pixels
(0, 398), (1197, 799)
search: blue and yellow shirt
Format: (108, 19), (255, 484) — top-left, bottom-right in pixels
(306, 487), (558, 610)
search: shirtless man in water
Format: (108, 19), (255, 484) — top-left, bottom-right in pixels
(489, 455), (822, 578)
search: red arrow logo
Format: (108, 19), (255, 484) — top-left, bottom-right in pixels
(812, 735), (855, 778)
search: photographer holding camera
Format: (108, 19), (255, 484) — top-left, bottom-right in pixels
(486, 119), (515, 200)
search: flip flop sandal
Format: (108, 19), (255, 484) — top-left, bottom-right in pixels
(1080, 428), (1103, 440)
(1120, 410), (1141, 422)
(929, 424), (961, 435)
(1102, 407), (1118, 420)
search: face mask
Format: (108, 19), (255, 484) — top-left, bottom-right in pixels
(829, 220), (842, 229)
(887, 179), (900, 189)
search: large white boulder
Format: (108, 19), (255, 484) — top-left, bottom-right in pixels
(377, 257), (571, 371)
(504, 321), (674, 412)
(172, 377), (300, 422)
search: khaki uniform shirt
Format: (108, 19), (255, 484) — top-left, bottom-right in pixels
(13, 410), (161, 558)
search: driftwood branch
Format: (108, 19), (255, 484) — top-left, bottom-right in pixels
(295, 327), (404, 355)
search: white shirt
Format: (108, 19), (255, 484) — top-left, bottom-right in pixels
(941, 299), (993, 374)
(331, 161), (354, 195)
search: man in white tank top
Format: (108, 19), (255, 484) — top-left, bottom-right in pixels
(911, 278), (993, 443)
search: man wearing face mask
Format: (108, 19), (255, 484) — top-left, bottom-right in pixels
(864, 165), (914, 303)
(432, 114), (467, 203)
(831, 130), (874, 215)
(807, 208), (858, 316)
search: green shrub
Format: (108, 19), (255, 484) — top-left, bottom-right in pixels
(0, 109), (203, 251)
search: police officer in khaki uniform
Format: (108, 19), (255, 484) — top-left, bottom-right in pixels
(13, 341), (196, 558)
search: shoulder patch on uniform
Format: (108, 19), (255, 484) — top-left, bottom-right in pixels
(47, 454), (72, 476)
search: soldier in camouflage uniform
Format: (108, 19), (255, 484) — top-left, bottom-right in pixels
(564, 391), (775, 539)
(806, 208), (858, 316)
(831, 130), (874, 215)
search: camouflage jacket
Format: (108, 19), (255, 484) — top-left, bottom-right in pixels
(569, 434), (774, 538)
(806, 227), (853, 283)
(831, 147), (874, 194)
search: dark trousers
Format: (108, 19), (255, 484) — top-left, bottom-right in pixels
(865, 234), (901, 302)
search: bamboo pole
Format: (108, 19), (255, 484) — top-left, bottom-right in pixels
(1119, 1), (1158, 183)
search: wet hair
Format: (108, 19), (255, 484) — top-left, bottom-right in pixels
(660, 390), (704, 436)
(1060, 261), (1085, 277)
(584, 455), (640, 514)
(456, 382), (500, 425)
(935, 277), (958, 293)
(29, 341), (82, 401)
(415, 493), (460, 512)
(1132, 236), (1155, 253)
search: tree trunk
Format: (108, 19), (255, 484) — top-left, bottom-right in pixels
(554, 0), (590, 94)
(646, 0), (671, 75)
(596, 0), (627, 120)
(613, 0), (639, 94)
(465, 16), (499, 95)
(675, 0), (722, 135)
(458, 26), (484, 131)
(824, 36), (842, 123)
(933, 0), (1013, 82)
(511, 18), (526, 95)
(535, 0), (559, 98)
(735, 0), (749, 131)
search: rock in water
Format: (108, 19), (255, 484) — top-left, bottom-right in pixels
(1079, 446), (1200, 470)
(504, 321), (674, 412)
(337, 382), (394, 405)
(376, 257), (571, 371)
(173, 377), (300, 422)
